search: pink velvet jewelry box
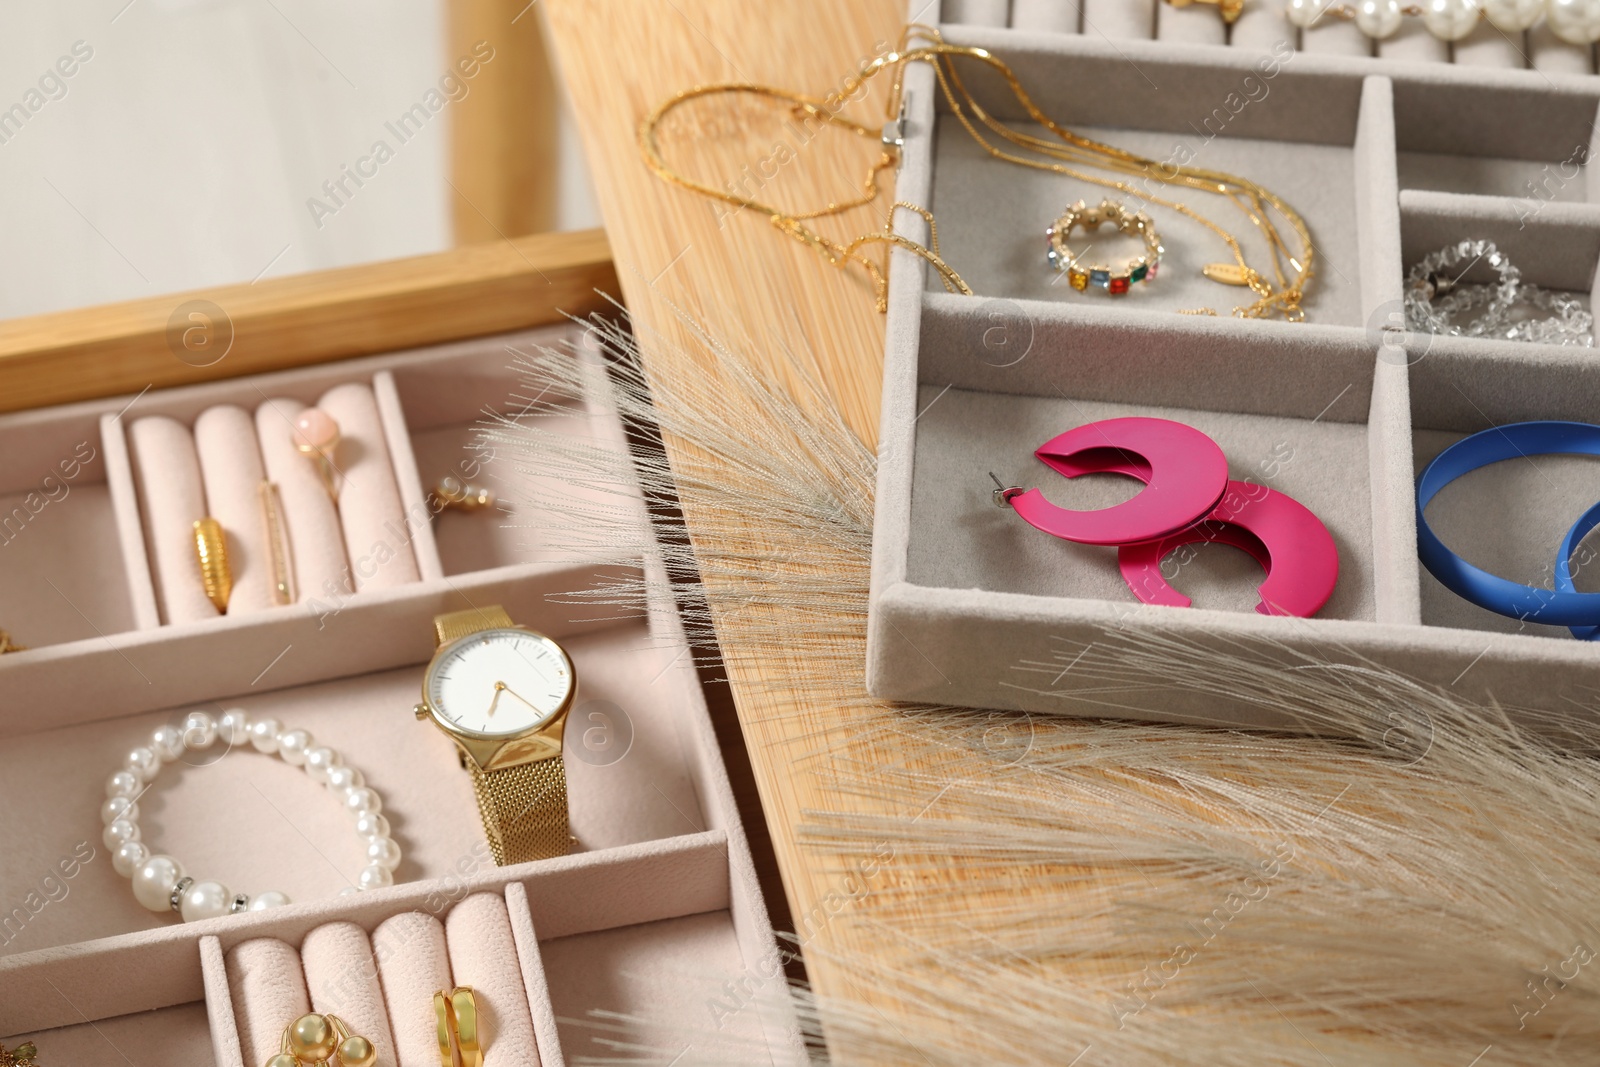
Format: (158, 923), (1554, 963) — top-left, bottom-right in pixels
(0, 325), (793, 1065)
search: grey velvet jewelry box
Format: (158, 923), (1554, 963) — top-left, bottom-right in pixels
(867, 9), (1600, 733)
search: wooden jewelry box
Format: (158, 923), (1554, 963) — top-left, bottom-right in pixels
(867, 7), (1600, 733)
(0, 235), (792, 1065)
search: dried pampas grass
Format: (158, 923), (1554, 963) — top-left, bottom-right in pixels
(484, 310), (1600, 1066)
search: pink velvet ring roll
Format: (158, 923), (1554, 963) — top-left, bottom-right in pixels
(128, 415), (216, 625)
(445, 893), (541, 1067)
(372, 911), (456, 1067)
(195, 405), (275, 615)
(317, 382), (421, 593)
(301, 921), (398, 1067)
(257, 397), (351, 605)
(226, 937), (312, 1067)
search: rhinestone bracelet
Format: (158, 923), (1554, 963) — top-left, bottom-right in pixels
(103, 709), (399, 922)
(1404, 239), (1593, 348)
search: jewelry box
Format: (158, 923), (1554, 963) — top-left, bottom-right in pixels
(0, 318), (792, 1064)
(867, 5), (1600, 732)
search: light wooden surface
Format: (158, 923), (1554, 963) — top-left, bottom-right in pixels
(0, 228), (615, 413)
(541, 0), (915, 1011)
(448, 0), (561, 241)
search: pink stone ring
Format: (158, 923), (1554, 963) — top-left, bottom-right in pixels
(292, 407), (341, 497)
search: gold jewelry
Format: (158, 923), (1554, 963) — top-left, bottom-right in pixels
(434, 986), (484, 1067)
(260, 480), (296, 605)
(1048, 199), (1162, 295)
(0, 1042), (39, 1066)
(641, 25), (1313, 320)
(0, 630), (26, 654)
(266, 1013), (375, 1067)
(418, 605), (575, 866)
(193, 517), (232, 613)
(291, 407), (341, 498)
(1165, 0), (1246, 23)
(430, 475), (496, 512)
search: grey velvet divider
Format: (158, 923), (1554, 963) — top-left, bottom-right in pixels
(937, 0), (1600, 74)
(869, 15), (1600, 733)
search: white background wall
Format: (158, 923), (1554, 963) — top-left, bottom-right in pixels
(0, 0), (597, 320)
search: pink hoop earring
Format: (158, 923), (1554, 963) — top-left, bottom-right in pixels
(1006, 417), (1230, 546)
(1117, 481), (1339, 618)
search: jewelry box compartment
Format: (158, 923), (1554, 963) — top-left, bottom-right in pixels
(2, 840), (786, 1066)
(908, 22), (1393, 327)
(869, 9), (1600, 732)
(0, 327), (643, 718)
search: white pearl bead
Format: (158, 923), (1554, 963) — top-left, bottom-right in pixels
(1353, 0), (1404, 36)
(150, 725), (186, 762)
(1421, 0), (1479, 39)
(302, 746), (341, 784)
(217, 708), (252, 746)
(106, 770), (141, 800)
(343, 786), (382, 816)
(1548, 0), (1600, 42)
(356, 864), (393, 891)
(182, 710), (217, 749)
(353, 811), (389, 840)
(249, 890), (292, 911)
(277, 729), (313, 765)
(113, 840), (150, 878)
(132, 855), (185, 912)
(101, 795), (138, 825)
(125, 746), (160, 783)
(1483, 0), (1544, 28)
(248, 717), (283, 753)
(364, 836), (402, 871)
(179, 879), (233, 922)
(103, 818), (140, 851)
(325, 765), (364, 792)
(1284, 0), (1332, 26)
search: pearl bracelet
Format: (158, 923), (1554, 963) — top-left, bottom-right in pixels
(1285, 0), (1600, 45)
(103, 709), (400, 923)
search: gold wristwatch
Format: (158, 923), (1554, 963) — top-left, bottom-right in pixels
(415, 605), (576, 865)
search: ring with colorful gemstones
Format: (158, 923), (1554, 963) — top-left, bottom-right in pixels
(1046, 199), (1163, 296)
(103, 708), (400, 922)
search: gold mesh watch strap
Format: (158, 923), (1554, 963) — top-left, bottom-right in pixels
(434, 604), (514, 645)
(467, 755), (572, 865)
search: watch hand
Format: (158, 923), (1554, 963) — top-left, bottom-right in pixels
(485, 681), (507, 718)
(499, 685), (545, 713)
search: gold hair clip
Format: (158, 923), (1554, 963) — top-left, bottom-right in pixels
(430, 475), (496, 513)
(193, 517), (233, 614)
(434, 987), (483, 1067)
(1165, 0), (1246, 22)
(0, 1042), (40, 1066)
(265, 1013), (375, 1067)
(259, 481), (296, 606)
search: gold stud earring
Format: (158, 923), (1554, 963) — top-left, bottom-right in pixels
(265, 1013), (375, 1067)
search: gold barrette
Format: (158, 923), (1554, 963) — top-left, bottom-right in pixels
(0, 630), (26, 655)
(265, 1013), (374, 1067)
(193, 517), (233, 614)
(434, 986), (483, 1067)
(259, 481), (296, 605)
(1164, 0), (1246, 22)
(0, 1042), (39, 1066)
(430, 475), (496, 513)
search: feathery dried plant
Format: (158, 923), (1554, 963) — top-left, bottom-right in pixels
(483, 312), (1600, 1066)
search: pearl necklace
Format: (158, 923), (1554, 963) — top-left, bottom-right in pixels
(103, 709), (400, 922)
(1285, 0), (1600, 45)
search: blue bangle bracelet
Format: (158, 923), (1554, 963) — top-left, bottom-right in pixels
(1555, 499), (1600, 640)
(1416, 421), (1600, 628)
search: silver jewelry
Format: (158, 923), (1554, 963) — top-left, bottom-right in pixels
(1405, 239), (1594, 348)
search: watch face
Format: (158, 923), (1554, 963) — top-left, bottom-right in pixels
(425, 628), (574, 739)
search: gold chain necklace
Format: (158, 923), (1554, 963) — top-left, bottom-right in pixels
(640, 26), (1313, 320)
